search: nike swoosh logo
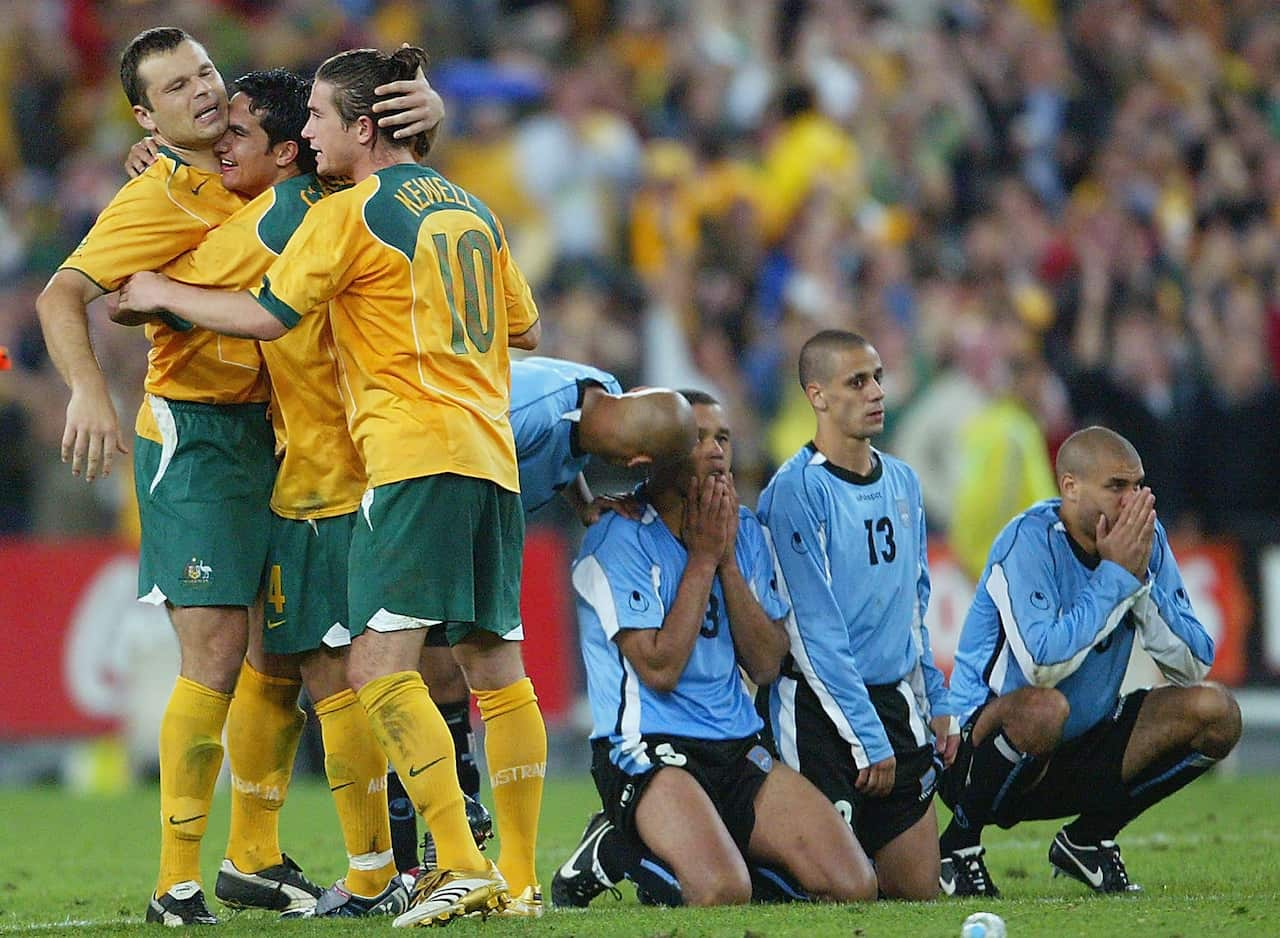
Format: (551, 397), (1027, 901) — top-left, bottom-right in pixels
(329, 782), (354, 792)
(191, 180), (208, 195)
(267, 619), (285, 629)
(168, 813), (206, 825)
(1064, 851), (1105, 887)
(408, 757), (446, 778)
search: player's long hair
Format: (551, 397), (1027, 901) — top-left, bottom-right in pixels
(315, 47), (435, 155)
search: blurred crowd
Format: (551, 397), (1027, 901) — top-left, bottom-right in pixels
(2, 0), (1279, 564)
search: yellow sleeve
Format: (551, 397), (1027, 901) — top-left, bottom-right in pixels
(60, 160), (238, 292)
(498, 221), (539, 336)
(253, 196), (356, 329)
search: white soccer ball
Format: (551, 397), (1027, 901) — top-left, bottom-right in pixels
(961, 911), (1007, 938)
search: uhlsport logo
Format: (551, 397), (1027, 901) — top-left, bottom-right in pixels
(184, 558), (213, 585)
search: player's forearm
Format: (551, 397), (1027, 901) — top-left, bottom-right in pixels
(155, 281), (285, 340)
(563, 473), (592, 515)
(1012, 570), (1148, 686)
(720, 565), (788, 684)
(509, 317), (540, 350)
(1135, 586), (1214, 683)
(624, 558), (717, 692)
(36, 272), (107, 391)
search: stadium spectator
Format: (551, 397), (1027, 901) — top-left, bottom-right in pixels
(938, 426), (1242, 897)
(758, 329), (957, 900)
(948, 322), (1058, 582)
(554, 389), (878, 907)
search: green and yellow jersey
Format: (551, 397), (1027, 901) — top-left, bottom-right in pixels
(163, 173), (365, 520)
(255, 164), (539, 493)
(57, 147), (267, 444)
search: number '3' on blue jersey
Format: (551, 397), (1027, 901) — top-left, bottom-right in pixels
(511, 356), (621, 514)
(571, 503), (789, 774)
(950, 499), (1215, 741)
(758, 445), (946, 768)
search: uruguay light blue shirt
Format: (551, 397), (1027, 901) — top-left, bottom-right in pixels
(572, 501), (789, 774)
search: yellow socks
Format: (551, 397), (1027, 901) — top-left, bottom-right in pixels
(223, 661), (304, 874)
(315, 688), (396, 897)
(357, 671), (486, 873)
(156, 676), (232, 895)
(475, 677), (546, 894)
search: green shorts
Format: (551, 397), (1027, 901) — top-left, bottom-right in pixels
(135, 398), (275, 608)
(262, 511), (356, 655)
(348, 474), (524, 645)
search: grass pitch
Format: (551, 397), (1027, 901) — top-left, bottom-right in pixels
(0, 771), (1276, 936)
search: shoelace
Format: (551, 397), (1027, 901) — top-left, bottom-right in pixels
(959, 853), (992, 893)
(1098, 843), (1131, 888)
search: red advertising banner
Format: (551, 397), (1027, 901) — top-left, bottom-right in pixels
(0, 534), (1253, 740)
(0, 530), (578, 739)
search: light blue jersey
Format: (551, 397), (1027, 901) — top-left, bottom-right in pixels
(572, 501), (789, 774)
(950, 499), (1214, 741)
(511, 356), (622, 514)
(758, 445), (947, 769)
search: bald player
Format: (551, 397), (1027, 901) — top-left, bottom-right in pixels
(938, 426), (1241, 897)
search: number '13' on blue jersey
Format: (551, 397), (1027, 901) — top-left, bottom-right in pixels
(758, 445), (947, 769)
(511, 356), (622, 514)
(571, 503), (789, 775)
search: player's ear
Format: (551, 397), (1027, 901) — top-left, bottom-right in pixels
(133, 105), (158, 133)
(356, 114), (377, 145)
(804, 382), (825, 411)
(1059, 472), (1076, 501)
(274, 139), (299, 169)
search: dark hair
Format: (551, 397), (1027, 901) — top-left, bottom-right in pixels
(315, 46), (434, 153)
(678, 389), (720, 407)
(120, 27), (191, 109)
(234, 69), (316, 176)
(798, 329), (871, 388)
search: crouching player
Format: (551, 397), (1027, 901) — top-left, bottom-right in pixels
(938, 426), (1241, 896)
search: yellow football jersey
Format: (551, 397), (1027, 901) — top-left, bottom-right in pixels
(255, 164), (539, 493)
(163, 173), (366, 519)
(58, 147), (268, 444)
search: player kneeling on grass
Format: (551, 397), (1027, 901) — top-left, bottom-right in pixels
(938, 426), (1241, 897)
(554, 391), (878, 908)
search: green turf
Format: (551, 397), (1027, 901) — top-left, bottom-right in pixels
(0, 771), (1276, 936)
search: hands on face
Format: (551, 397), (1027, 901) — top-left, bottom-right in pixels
(1096, 487), (1155, 581)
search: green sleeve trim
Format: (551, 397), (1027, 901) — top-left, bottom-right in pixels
(55, 266), (110, 295)
(255, 276), (302, 329)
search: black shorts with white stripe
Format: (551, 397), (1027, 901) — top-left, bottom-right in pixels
(780, 676), (939, 856)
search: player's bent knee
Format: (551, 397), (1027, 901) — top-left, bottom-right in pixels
(995, 686), (1068, 753)
(684, 870), (751, 907)
(824, 863), (878, 903)
(1192, 684), (1242, 755)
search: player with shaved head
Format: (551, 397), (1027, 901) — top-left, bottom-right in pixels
(938, 425), (1241, 897)
(758, 329), (957, 900)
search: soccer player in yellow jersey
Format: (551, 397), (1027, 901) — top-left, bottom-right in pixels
(123, 69), (413, 918)
(34, 27), (443, 926)
(120, 46), (546, 925)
